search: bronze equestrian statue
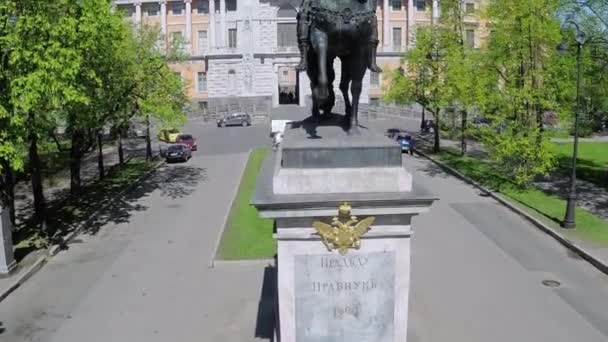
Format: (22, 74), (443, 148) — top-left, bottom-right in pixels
(296, 0), (381, 134)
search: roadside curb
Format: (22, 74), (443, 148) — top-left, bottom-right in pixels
(415, 148), (608, 277)
(0, 158), (165, 303)
(208, 149), (253, 269)
(212, 259), (275, 267)
(0, 257), (47, 303)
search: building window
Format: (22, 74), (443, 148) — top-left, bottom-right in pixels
(466, 29), (475, 48)
(371, 72), (380, 87)
(172, 2), (184, 15)
(465, 2), (475, 14)
(171, 31), (184, 44)
(117, 4), (135, 17)
(198, 30), (208, 54)
(415, 0), (426, 11)
(198, 101), (208, 111)
(391, 0), (402, 11)
(277, 23), (297, 48)
(197, 0), (209, 14)
(489, 29), (497, 44)
(226, 0), (237, 11)
(214, 0), (220, 13)
(197, 72), (207, 92)
(281, 69), (289, 82)
(392, 27), (402, 50)
(228, 28), (237, 48)
(228, 69), (236, 90)
(174, 72), (183, 82)
(145, 3), (160, 16)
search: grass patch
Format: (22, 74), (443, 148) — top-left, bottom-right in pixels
(551, 142), (608, 189)
(217, 148), (276, 260)
(13, 159), (158, 259)
(436, 149), (608, 246)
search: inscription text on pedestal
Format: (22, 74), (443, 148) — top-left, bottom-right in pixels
(295, 251), (395, 342)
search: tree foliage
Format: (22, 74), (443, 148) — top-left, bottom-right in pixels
(0, 0), (186, 231)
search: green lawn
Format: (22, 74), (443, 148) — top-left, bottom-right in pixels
(217, 148), (276, 260)
(551, 142), (608, 189)
(437, 150), (608, 246)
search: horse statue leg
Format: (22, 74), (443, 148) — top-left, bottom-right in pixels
(321, 63), (336, 114)
(310, 27), (330, 104)
(306, 49), (321, 119)
(346, 48), (368, 135)
(339, 56), (352, 117)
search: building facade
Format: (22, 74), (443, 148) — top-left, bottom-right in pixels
(113, 0), (487, 111)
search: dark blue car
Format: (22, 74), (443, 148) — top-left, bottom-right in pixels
(397, 135), (415, 155)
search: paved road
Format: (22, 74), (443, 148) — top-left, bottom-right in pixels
(1, 108), (608, 341)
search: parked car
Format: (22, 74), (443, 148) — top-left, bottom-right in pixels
(386, 128), (405, 139)
(165, 144), (192, 163)
(217, 113), (252, 127)
(176, 134), (197, 151)
(158, 128), (181, 142)
(396, 135), (415, 155)
(471, 117), (491, 128)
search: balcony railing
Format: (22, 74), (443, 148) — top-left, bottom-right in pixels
(274, 46), (299, 53)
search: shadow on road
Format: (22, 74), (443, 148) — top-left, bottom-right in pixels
(13, 162), (208, 254)
(255, 257), (278, 342)
(82, 164), (208, 236)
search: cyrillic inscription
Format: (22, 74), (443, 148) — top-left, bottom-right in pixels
(294, 252), (395, 342)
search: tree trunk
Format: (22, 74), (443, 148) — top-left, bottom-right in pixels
(433, 110), (440, 153)
(420, 107), (426, 131)
(0, 160), (16, 226)
(118, 134), (124, 165)
(145, 115), (153, 161)
(29, 132), (46, 229)
(461, 110), (467, 156)
(70, 129), (85, 194)
(97, 132), (104, 179)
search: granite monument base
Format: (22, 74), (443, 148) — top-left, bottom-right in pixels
(252, 123), (436, 342)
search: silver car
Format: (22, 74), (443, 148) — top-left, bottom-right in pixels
(217, 113), (252, 127)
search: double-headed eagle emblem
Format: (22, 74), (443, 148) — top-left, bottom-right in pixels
(312, 202), (375, 255)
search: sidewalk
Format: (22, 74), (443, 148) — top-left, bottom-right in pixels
(1, 138), (149, 300)
(13, 138), (147, 222)
(415, 135), (608, 275)
(423, 136), (608, 221)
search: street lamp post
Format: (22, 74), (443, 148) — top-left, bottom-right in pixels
(557, 20), (586, 229)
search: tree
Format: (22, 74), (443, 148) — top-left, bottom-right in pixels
(0, 0), (23, 225)
(385, 25), (449, 153)
(130, 25), (187, 160)
(438, 0), (483, 155)
(7, 0), (87, 228)
(65, 0), (133, 189)
(476, 0), (567, 185)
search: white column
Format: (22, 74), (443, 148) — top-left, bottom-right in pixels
(0, 206), (16, 274)
(185, 0), (192, 52)
(209, 0), (216, 49)
(383, 0), (390, 50)
(160, 1), (167, 39)
(272, 64), (279, 108)
(135, 1), (142, 25)
(220, 0), (227, 47)
(432, 0), (440, 23)
(407, 0), (414, 48)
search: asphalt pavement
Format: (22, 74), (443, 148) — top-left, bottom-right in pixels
(1, 107), (608, 342)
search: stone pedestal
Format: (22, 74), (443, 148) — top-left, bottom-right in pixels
(252, 123), (436, 342)
(0, 206), (16, 275)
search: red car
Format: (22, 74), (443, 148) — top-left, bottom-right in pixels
(176, 134), (197, 151)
